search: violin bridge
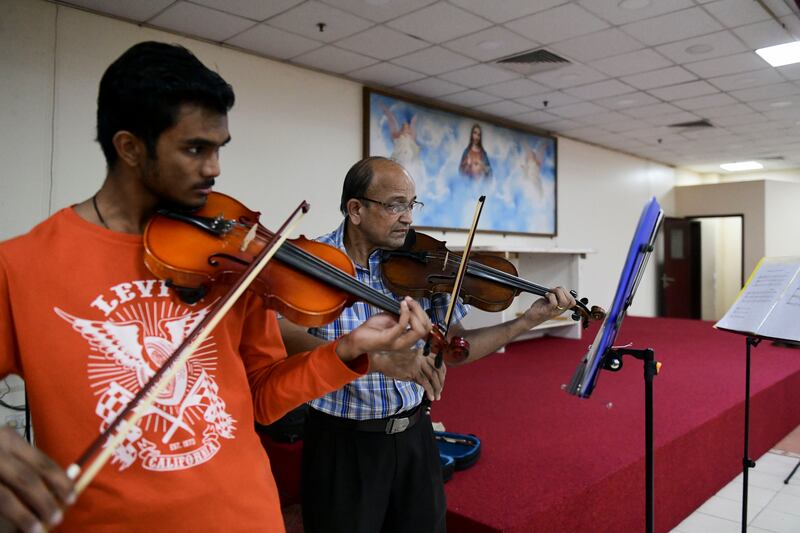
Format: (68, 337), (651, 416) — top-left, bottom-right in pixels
(240, 223), (258, 252)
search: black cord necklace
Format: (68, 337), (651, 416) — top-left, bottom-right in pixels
(92, 193), (110, 230)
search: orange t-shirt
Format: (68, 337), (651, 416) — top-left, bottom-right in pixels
(0, 207), (368, 531)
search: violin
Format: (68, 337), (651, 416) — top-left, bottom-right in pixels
(381, 230), (605, 328)
(142, 191), (469, 363)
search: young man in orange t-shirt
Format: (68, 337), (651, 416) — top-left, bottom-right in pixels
(0, 41), (436, 532)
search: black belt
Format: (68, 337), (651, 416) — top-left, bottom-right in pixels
(308, 404), (425, 434)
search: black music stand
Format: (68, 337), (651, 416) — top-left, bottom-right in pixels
(714, 256), (800, 532)
(567, 197), (664, 533)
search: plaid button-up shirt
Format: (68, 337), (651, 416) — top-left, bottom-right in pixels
(307, 221), (468, 420)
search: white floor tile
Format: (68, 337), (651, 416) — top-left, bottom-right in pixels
(697, 495), (768, 523)
(750, 508), (800, 533)
(765, 492), (800, 517)
(672, 512), (742, 533)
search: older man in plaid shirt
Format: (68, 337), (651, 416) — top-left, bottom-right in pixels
(281, 156), (575, 533)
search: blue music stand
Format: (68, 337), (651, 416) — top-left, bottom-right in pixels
(566, 197), (664, 533)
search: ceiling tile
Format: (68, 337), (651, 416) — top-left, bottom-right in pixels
(395, 77), (465, 98)
(439, 90), (502, 108)
(699, 103), (756, 118)
(320, 0), (437, 23)
(480, 78), (550, 99)
(624, 103), (686, 118)
(504, 4), (609, 45)
(149, 2), (255, 42)
(707, 68), (786, 91)
(548, 101), (608, 118)
(594, 91), (660, 109)
(684, 52), (768, 78)
(592, 49), (673, 78)
(443, 26), (539, 62)
(515, 109), (562, 125)
(579, 111), (629, 125)
(387, 3), (491, 44)
(438, 64), (519, 88)
(528, 64), (608, 89)
(732, 20), (794, 50)
(226, 23), (321, 59)
(647, 80), (719, 100)
(291, 45), (377, 73)
(673, 92), (736, 111)
(391, 46), (475, 76)
(655, 30), (747, 64)
(643, 110), (702, 126)
(563, 79), (636, 100)
(702, 0), (771, 27)
(777, 64), (800, 81)
(474, 99), (533, 119)
(266, 1), (372, 42)
(578, 0), (694, 25)
(545, 119), (583, 131)
(194, 0), (304, 21)
(64, 0), (174, 21)
(449, 0), (568, 24)
(620, 7), (723, 46)
(550, 28), (645, 64)
(336, 26), (429, 60)
(516, 91), (581, 108)
(348, 62), (426, 87)
(622, 66), (697, 90)
(604, 118), (651, 133)
(711, 112), (768, 127)
(731, 83), (800, 103)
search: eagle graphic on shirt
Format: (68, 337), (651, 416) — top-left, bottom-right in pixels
(55, 299), (236, 472)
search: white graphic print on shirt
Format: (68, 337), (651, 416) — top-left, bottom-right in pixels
(54, 280), (236, 472)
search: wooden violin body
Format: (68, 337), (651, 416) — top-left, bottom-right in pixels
(143, 192), (470, 362)
(381, 229), (605, 328)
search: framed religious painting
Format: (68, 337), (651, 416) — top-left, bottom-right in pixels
(364, 88), (558, 236)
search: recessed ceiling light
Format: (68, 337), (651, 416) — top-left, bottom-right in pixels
(756, 41), (800, 67)
(686, 44), (714, 55)
(720, 161), (763, 171)
(618, 0), (651, 9)
(770, 100), (793, 108)
(478, 40), (502, 51)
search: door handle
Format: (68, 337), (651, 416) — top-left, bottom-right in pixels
(661, 275), (675, 289)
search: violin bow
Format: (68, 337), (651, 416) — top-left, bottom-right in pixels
(435, 195), (485, 368)
(65, 200), (311, 496)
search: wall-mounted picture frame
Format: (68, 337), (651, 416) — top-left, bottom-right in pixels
(364, 88), (558, 236)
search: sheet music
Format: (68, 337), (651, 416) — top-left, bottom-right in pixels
(757, 270), (800, 342)
(715, 258), (800, 336)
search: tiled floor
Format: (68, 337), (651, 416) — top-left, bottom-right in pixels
(670, 447), (800, 532)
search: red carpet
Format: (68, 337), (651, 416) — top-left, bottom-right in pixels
(435, 316), (800, 532)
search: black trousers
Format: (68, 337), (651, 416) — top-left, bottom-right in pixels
(301, 408), (446, 533)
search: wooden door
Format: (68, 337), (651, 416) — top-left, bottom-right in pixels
(660, 217), (701, 318)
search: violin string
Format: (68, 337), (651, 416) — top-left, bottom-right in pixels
(420, 250), (551, 296)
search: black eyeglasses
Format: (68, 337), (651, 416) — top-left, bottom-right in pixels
(357, 197), (424, 215)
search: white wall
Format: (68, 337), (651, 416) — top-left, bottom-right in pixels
(765, 181), (800, 258)
(2, 0), (682, 319)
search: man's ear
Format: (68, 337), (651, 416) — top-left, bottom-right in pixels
(346, 198), (363, 226)
(112, 131), (146, 168)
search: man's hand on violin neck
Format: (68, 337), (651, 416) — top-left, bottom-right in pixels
(0, 427), (75, 533)
(368, 348), (445, 401)
(524, 286), (576, 325)
(336, 297), (432, 362)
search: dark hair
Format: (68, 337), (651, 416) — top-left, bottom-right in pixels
(339, 156), (392, 216)
(97, 41), (235, 167)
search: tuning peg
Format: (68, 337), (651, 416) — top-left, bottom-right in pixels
(571, 312), (580, 321)
(570, 290), (578, 297)
(580, 297), (588, 304)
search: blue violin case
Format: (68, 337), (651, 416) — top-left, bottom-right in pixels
(435, 431), (481, 481)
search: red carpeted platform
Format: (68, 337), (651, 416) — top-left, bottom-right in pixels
(435, 316), (800, 532)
